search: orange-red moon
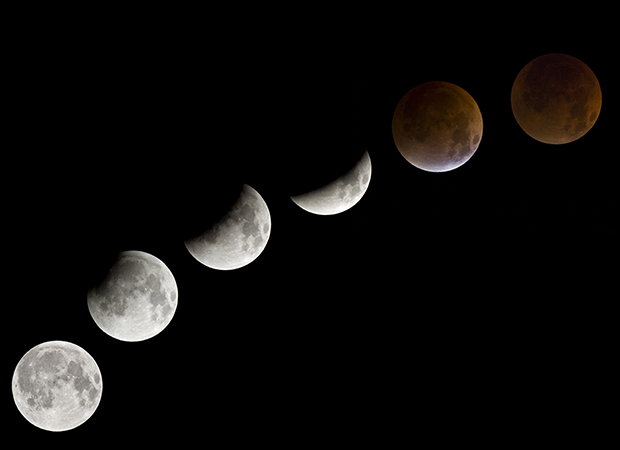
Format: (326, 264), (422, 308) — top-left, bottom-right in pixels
(511, 53), (602, 144)
(392, 81), (483, 172)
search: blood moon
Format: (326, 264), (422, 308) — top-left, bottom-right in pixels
(392, 81), (483, 172)
(511, 53), (602, 144)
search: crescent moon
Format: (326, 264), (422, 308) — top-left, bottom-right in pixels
(184, 184), (271, 270)
(290, 151), (372, 215)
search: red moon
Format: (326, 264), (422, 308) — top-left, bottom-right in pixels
(392, 81), (483, 172)
(511, 53), (602, 144)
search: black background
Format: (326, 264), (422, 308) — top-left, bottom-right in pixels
(6, 6), (616, 445)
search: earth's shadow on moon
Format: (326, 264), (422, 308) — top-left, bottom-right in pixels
(83, 181), (245, 291)
(85, 251), (121, 295)
(175, 178), (246, 243)
(284, 147), (370, 198)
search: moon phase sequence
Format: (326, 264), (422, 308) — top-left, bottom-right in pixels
(184, 184), (271, 270)
(511, 53), (602, 144)
(13, 51), (605, 433)
(87, 251), (178, 342)
(392, 81), (483, 172)
(291, 151), (372, 215)
(12, 341), (102, 432)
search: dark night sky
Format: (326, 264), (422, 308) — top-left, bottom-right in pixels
(6, 8), (617, 445)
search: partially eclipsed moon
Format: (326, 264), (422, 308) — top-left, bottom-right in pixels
(392, 81), (483, 172)
(12, 341), (102, 432)
(290, 151), (372, 215)
(87, 250), (178, 342)
(184, 184), (271, 270)
(511, 53), (602, 144)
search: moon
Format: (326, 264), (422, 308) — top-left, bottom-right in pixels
(511, 53), (602, 144)
(392, 81), (483, 172)
(87, 250), (178, 342)
(184, 184), (271, 270)
(12, 341), (102, 432)
(290, 151), (372, 215)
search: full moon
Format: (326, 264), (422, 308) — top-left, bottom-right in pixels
(290, 151), (372, 215)
(87, 250), (178, 342)
(184, 184), (271, 270)
(12, 341), (102, 431)
(392, 81), (483, 172)
(511, 53), (602, 144)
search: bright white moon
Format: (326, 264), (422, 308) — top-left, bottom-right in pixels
(87, 250), (178, 342)
(12, 341), (102, 432)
